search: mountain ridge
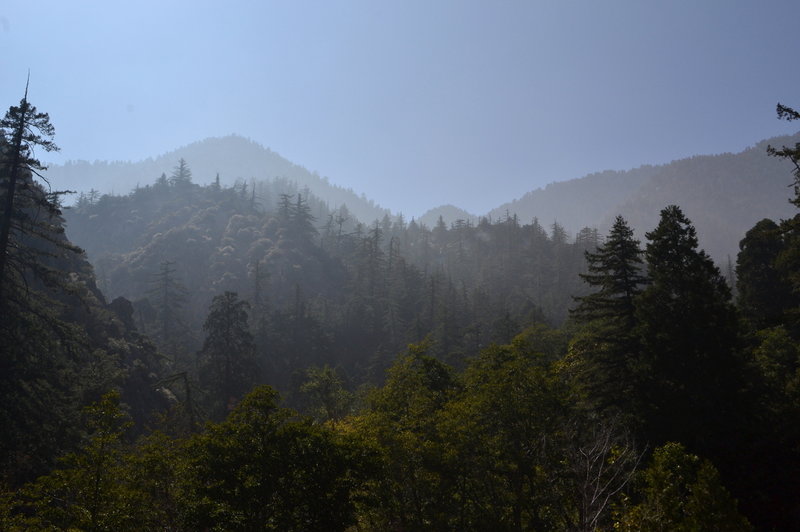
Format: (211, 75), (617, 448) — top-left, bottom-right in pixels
(51, 130), (800, 261)
(486, 132), (800, 261)
(48, 135), (390, 225)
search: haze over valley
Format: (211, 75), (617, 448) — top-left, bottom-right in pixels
(3, 1), (800, 530)
(51, 130), (800, 263)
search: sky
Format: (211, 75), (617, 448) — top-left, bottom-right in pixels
(2, 0), (800, 218)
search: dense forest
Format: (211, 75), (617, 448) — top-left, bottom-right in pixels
(47, 130), (800, 265)
(2, 90), (800, 531)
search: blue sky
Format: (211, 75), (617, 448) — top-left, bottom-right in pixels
(2, 0), (799, 217)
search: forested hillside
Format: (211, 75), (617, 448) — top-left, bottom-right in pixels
(418, 203), (478, 228)
(48, 135), (390, 224)
(0, 96), (168, 485)
(4, 94), (800, 530)
(52, 130), (800, 265)
(490, 133), (800, 261)
(63, 163), (598, 393)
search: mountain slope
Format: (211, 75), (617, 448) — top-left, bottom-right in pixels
(48, 135), (390, 224)
(417, 204), (478, 228)
(488, 132), (800, 261)
(608, 135), (799, 261)
(488, 166), (659, 231)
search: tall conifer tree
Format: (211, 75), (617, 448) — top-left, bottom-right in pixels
(635, 205), (740, 451)
(570, 215), (646, 411)
(0, 81), (60, 300)
(198, 291), (258, 420)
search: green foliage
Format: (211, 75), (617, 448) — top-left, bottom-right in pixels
(635, 205), (742, 449)
(351, 332), (642, 531)
(352, 342), (461, 530)
(752, 326), (800, 398)
(4, 392), (139, 530)
(615, 442), (751, 531)
(299, 364), (354, 422)
(182, 386), (361, 531)
(736, 218), (796, 330)
(446, 342), (573, 530)
(64, 176), (609, 394)
(569, 215), (646, 412)
(121, 430), (186, 530)
(0, 299), (85, 484)
(572, 215), (645, 325)
(7, 97), (800, 530)
(0, 84), (60, 299)
(0, 94), (165, 483)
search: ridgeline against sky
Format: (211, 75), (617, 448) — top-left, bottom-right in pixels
(2, 1), (800, 215)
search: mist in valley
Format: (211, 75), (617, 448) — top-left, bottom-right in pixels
(2, 1), (800, 530)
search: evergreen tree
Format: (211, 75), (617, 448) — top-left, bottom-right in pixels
(572, 216), (645, 325)
(767, 103), (800, 208)
(147, 260), (189, 359)
(169, 158), (192, 187)
(736, 218), (795, 330)
(198, 291), (258, 420)
(570, 215), (646, 411)
(0, 88), (105, 484)
(0, 81), (60, 301)
(290, 193), (317, 243)
(635, 205), (741, 451)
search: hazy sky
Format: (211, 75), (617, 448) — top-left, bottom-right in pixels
(2, 0), (799, 217)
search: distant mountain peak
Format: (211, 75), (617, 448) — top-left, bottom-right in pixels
(418, 204), (478, 228)
(486, 131), (800, 261)
(48, 136), (391, 224)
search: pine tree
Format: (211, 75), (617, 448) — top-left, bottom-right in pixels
(0, 81), (60, 301)
(767, 103), (800, 330)
(767, 103), (800, 208)
(169, 158), (192, 187)
(736, 218), (795, 330)
(635, 205), (741, 450)
(572, 216), (645, 326)
(198, 291), (258, 420)
(570, 216), (646, 411)
(147, 261), (189, 358)
(290, 193), (317, 243)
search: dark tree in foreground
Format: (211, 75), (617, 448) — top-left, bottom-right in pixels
(615, 442), (752, 531)
(736, 218), (795, 330)
(636, 205), (741, 451)
(570, 215), (646, 411)
(0, 80), (59, 301)
(767, 103), (800, 208)
(183, 386), (361, 531)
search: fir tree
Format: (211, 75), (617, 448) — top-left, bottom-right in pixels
(197, 291), (258, 420)
(635, 205), (741, 450)
(570, 215), (646, 411)
(0, 80), (61, 301)
(147, 261), (189, 359)
(736, 218), (795, 330)
(169, 158), (192, 187)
